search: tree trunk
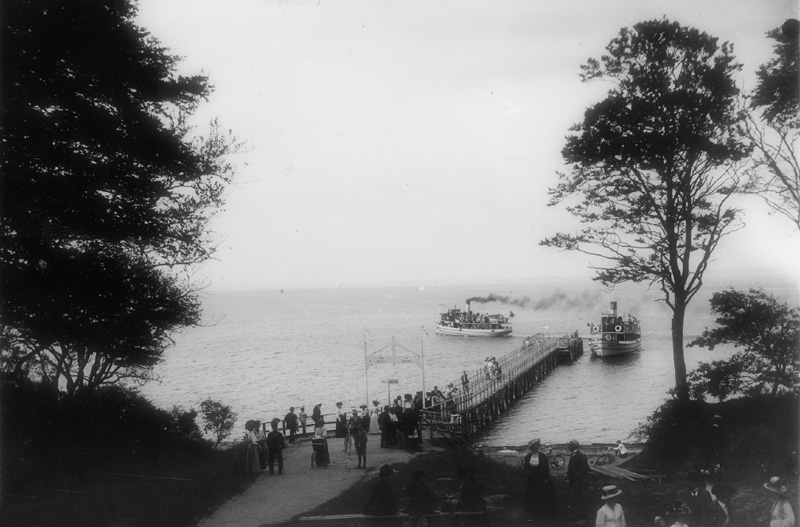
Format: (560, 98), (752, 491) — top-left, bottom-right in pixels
(671, 301), (689, 402)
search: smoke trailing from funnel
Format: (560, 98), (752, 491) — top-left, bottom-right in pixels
(467, 290), (604, 311)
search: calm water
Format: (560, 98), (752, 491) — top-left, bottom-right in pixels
(138, 277), (797, 446)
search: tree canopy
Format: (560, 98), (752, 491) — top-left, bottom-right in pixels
(741, 25), (800, 230)
(1, 0), (239, 394)
(688, 288), (800, 401)
(541, 19), (749, 400)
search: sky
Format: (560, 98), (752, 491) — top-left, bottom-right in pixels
(135, 0), (800, 291)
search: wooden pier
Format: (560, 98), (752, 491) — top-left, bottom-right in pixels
(420, 333), (583, 446)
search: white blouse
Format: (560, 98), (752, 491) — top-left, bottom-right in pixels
(595, 502), (626, 527)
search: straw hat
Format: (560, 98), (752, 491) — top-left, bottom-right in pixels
(764, 476), (790, 498)
(601, 485), (623, 500)
(527, 438), (541, 450)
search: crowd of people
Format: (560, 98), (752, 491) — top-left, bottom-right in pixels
(242, 405), (794, 527)
(243, 417), (286, 476)
(520, 437), (795, 527)
(241, 409), (795, 527)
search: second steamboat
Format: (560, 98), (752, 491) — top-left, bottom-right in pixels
(436, 301), (513, 337)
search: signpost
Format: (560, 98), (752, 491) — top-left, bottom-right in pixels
(364, 336), (425, 406)
(381, 378), (399, 402)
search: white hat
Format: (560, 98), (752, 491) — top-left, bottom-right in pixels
(601, 485), (623, 500)
(764, 476), (790, 498)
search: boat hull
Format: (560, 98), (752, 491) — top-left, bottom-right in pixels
(436, 324), (512, 338)
(589, 338), (641, 357)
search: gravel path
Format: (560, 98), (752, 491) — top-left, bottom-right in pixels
(195, 437), (421, 527)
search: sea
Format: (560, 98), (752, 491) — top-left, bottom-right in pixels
(138, 275), (798, 447)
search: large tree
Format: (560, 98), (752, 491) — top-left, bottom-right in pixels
(740, 24), (800, 230)
(541, 19), (749, 401)
(1, 0), (239, 394)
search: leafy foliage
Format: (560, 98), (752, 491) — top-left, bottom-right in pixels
(741, 27), (800, 230)
(200, 398), (238, 450)
(0, 0), (240, 394)
(541, 18), (749, 400)
(752, 28), (800, 128)
(632, 394), (799, 475)
(170, 405), (204, 442)
(687, 288), (800, 400)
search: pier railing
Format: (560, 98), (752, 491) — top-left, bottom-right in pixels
(420, 333), (582, 445)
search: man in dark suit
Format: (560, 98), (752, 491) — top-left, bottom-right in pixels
(678, 471), (714, 526)
(566, 439), (590, 518)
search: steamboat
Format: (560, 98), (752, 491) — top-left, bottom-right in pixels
(588, 301), (642, 356)
(436, 301), (513, 337)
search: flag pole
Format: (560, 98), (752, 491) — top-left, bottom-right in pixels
(364, 327), (369, 407)
(421, 326), (426, 403)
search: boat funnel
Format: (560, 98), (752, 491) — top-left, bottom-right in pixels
(465, 301), (471, 316)
(610, 301), (617, 317)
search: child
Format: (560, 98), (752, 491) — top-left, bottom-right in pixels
(352, 423), (368, 469)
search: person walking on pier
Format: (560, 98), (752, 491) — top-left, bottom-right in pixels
(283, 407), (298, 444)
(567, 439), (590, 518)
(299, 406), (308, 436)
(523, 438), (557, 517)
(266, 418), (286, 475)
(312, 402), (324, 436)
(379, 405), (393, 448)
(335, 402), (347, 439)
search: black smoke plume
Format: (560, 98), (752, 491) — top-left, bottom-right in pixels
(467, 290), (603, 311)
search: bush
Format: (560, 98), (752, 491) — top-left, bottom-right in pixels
(200, 398), (238, 450)
(1, 374), (214, 492)
(631, 393), (799, 475)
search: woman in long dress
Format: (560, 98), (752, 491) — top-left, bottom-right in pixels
(244, 420), (262, 474)
(522, 439), (555, 517)
(369, 406), (381, 435)
(764, 476), (795, 527)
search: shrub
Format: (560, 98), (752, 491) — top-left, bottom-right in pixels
(200, 398), (237, 450)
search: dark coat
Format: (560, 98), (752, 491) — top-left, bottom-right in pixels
(567, 449), (589, 481)
(523, 451), (556, 515)
(364, 478), (397, 516)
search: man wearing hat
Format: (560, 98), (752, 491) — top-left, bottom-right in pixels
(266, 418), (286, 475)
(566, 439), (590, 517)
(678, 471), (713, 526)
(283, 407), (298, 444)
(595, 485), (626, 526)
(764, 476), (795, 527)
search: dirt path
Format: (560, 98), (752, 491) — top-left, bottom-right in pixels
(195, 437), (422, 527)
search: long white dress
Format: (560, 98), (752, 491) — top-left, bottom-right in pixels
(369, 409), (381, 434)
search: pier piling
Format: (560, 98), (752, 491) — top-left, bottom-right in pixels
(420, 333), (582, 446)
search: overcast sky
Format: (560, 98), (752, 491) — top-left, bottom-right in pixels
(136, 0), (800, 290)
